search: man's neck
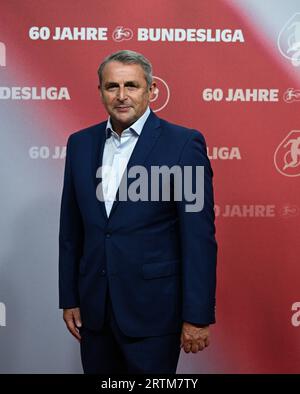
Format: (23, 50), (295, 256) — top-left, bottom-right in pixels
(110, 121), (132, 136)
(108, 107), (151, 136)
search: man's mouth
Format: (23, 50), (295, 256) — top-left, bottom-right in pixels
(115, 106), (131, 112)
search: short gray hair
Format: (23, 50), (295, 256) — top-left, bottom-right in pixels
(98, 50), (153, 88)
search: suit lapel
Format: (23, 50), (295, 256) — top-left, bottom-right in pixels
(91, 122), (109, 221)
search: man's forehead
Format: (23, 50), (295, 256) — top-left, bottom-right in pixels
(102, 61), (144, 76)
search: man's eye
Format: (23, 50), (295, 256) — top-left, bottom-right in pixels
(107, 86), (118, 91)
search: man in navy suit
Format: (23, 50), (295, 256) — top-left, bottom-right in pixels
(59, 50), (217, 374)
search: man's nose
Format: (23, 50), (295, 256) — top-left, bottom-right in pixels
(117, 86), (127, 101)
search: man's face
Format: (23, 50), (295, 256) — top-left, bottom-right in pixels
(99, 61), (156, 133)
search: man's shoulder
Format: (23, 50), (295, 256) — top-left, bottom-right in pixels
(158, 116), (205, 141)
(67, 120), (107, 143)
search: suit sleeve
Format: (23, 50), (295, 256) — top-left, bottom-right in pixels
(58, 135), (84, 309)
(176, 130), (217, 325)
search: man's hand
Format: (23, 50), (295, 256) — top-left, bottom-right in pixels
(180, 322), (210, 353)
(63, 307), (82, 341)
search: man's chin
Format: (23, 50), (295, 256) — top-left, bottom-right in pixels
(112, 113), (137, 127)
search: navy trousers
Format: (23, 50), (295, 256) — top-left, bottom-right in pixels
(80, 289), (182, 374)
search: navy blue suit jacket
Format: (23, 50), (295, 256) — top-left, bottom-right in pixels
(59, 111), (217, 337)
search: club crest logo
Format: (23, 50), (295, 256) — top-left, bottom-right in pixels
(112, 26), (133, 42)
(283, 88), (300, 103)
(278, 13), (300, 66)
(274, 130), (300, 177)
(150, 76), (170, 112)
(278, 204), (299, 218)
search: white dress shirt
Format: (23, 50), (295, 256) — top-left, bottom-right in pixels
(101, 106), (151, 217)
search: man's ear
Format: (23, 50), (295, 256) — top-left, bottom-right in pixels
(149, 81), (157, 101)
(98, 84), (104, 101)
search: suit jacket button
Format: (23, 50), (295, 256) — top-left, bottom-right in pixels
(101, 269), (106, 275)
(105, 232), (111, 238)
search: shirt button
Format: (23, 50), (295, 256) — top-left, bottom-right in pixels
(101, 269), (106, 275)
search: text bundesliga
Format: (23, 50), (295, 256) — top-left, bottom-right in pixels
(29, 26), (245, 42)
